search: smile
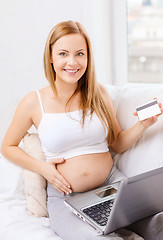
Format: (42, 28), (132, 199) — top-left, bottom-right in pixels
(64, 69), (79, 73)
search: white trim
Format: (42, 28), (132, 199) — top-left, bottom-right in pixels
(91, 0), (113, 84)
(111, 0), (128, 86)
(90, 0), (128, 86)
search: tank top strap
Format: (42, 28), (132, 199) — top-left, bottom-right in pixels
(36, 90), (44, 114)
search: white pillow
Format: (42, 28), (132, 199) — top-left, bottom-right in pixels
(23, 132), (48, 217)
(115, 84), (163, 177)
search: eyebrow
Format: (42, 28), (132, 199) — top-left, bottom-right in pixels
(76, 49), (86, 52)
(58, 49), (86, 52)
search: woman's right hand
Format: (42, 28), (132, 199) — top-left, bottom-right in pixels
(39, 158), (72, 195)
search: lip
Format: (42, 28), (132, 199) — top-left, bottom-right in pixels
(64, 69), (79, 74)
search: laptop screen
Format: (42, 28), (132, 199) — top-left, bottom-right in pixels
(94, 186), (117, 198)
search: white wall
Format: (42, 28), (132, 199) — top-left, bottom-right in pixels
(0, 0), (116, 147)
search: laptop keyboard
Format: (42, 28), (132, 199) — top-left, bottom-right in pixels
(82, 199), (114, 226)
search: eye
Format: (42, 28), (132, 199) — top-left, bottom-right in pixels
(77, 52), (84, 56)
(59, 52), (67, 56)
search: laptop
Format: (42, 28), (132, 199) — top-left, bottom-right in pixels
(64, 166), (163, 235)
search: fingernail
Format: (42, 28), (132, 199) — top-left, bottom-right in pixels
(68, 185), (71, 188)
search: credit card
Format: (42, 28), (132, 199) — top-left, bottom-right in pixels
(136, 99), (161, 121)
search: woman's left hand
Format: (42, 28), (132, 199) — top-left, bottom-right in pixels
(133, 101), (163, 129)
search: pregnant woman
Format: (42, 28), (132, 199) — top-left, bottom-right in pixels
(1, 21), (162, 240)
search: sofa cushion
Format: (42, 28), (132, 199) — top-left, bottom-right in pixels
(104, 84), (122, 113)
(114, 84), (163, 177)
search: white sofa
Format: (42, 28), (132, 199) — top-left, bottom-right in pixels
(0, 83), (163, 240)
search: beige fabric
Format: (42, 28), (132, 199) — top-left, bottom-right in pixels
(23, 132), (48, 217)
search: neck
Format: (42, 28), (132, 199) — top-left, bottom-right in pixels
(55, 80), (78, 100)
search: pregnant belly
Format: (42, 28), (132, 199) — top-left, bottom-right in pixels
(56, 152), (113, 192)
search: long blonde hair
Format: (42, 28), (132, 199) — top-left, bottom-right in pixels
(43, 20), (117, 145)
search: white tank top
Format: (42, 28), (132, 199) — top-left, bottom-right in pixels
(36, 90), (109, 160)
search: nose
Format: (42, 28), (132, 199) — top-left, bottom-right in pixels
(67, 55), (77, 66)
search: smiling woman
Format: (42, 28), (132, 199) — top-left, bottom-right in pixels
(1, 20), (163, 240)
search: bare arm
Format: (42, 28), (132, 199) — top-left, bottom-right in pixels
(1, 92), (37, 170)
(1, 92), (71, 194)
(99, 84), (163, 154)
(111, 121), (146, 153)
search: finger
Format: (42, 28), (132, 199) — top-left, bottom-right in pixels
(153, 98), (162, 112)
(156, 112), (162, 117)
(158, 102), (162, 108)
(54, 169), (71, 188)
(158, 103), (163, 114)
(54, 178), (72, 194)
(154, 99), (163, 114)
(52, 182), (65, 195)
(54, 172), (72, 193)
(49, 158), (65, 164)
(133, 112), (138, 116)
(49, 161), (72, 192)
(153, 115), (158, 122)
(51, 176), (71, 194)
(47, 177), (65, 195)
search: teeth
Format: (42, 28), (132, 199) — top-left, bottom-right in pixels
(65, 69), (78, 73)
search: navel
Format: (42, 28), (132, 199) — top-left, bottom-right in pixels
(82, 171), (89, 177)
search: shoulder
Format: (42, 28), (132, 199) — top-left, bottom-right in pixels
(16, 89), (43, 117)
(19, 91), (38, 109)
(19, 86), (50, 109)
(11, 92), (38, 122)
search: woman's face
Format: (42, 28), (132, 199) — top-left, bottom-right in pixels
(51, 33), (88, 86)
